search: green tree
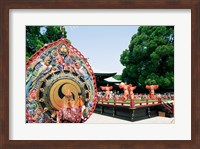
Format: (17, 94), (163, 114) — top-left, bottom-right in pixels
(113, 74), (122, 81)
(26, 26), (67, 61)
(120, 26), (174, 90)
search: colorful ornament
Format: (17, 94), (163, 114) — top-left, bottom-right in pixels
(146, 85), (159, 99)
(100, 84), (113, 100)
(26, 38), (97, 123)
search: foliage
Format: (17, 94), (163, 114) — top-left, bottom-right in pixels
(26, 26), (67, 61)
(120, 26), (174, 90)
(113, 74), (122, 81)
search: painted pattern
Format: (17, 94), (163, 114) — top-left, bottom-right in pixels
(26, 38), (97, 123)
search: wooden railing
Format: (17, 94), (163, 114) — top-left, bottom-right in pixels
(97, 97), (164, 109)
(161, 100), (174, 114)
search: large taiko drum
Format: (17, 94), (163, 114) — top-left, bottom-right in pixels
(26, 38), (97, 123)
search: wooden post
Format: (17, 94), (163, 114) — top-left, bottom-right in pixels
(147, 107), (151, 118)
(112, 107), (115, 117)
(130, 98), (135, 109)
(131, 110), (135, 121)
(100, 106), (104, 114)
(158, 97), (161, 104)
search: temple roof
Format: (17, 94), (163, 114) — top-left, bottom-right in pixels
(91, 68), (121, 86)
(93, 68), (117, 78)
(104, 77), (121, 83)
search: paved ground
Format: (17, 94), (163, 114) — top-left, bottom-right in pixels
(85, 113), (175, 124)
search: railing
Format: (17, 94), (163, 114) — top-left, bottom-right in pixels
(97, 94), (174, 111)
(161, 100), (174, 114)
(97, 97), (163, 109)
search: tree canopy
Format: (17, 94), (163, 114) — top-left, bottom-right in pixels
(113, 74), (122, 81)
(120, 26), (174, 91)
(26, 26), (67, 61)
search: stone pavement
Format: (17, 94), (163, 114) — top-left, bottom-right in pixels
(85, 113), (174, 124)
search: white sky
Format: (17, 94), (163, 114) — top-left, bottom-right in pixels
(66, 26), (139, 74)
